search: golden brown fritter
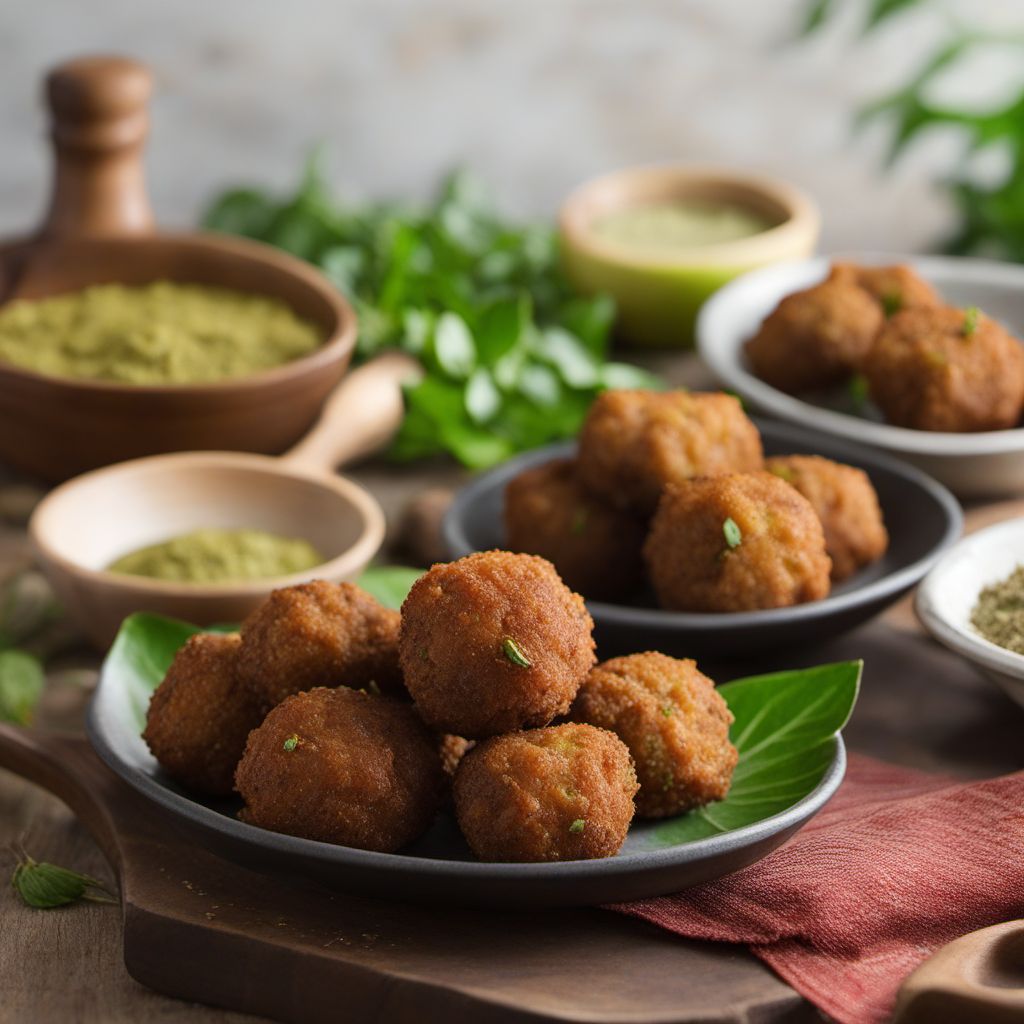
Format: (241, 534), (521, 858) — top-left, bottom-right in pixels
(745, 277), (883, 393)
(453, 723), (638, 862)
(504, 458), (646, 601)
(766, 454), (888, 582)
(576, 390), (763, 516)
(143, 632), (263, 796)
(399, 551), (595, 738)
(234, 687), (444, 852)
(236, 581), (404, 713)
(572, 653), (736, 818)
(864, 305), (1024, 432)
(644, 472), (831, 612)
(829, 262), (941, 316)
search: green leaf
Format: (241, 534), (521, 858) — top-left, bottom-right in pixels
(476, 295), (529, 367)
(799, 0), (834, 35)
(432, 312), (476, 379)
(864, 0), (924, 32)
(355, 566), (422, 609)
(465, 368), (501, 424)
(557, 294), (616, 355)
(599, 362), (663, 391)
(539, 327), (601, 388)
(518, 363), (561, 407)
(12, 855), (115, 909)
(651, 661), (861, 845)
(202, 188), (278, 238)
(0, 650), (45, 725)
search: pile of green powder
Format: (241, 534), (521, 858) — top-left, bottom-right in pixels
(108, 528), (324, 584)
(0, 281), (322, 385)
(970, 565), (1024, 654)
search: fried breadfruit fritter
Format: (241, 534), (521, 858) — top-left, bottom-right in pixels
(864, 305), (1024, 432)
(399, 551), (596, 739)
(453, 723), (638, 862)
(143, 632), (263, 796)
(576, 389), (763, 516)
(644, 471), (831, 612)
(504, 458), (646, 600)
(572, 652), (736, 818)
(234, 687), (444, 852)
(744, 276), (883, 393)
(828, 262), (941, 316)
(236, 580), (404, 713)
(766, 454), (888, 582)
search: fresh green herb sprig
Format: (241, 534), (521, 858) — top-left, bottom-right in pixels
(204, 160), (660, 469)
(0, 568), (65, 726)
(962, 306), (980, 337)
(723, 518), (743, 549)
(11, 850), (117, 909)
(502, 637), (532, 668)
(801, 1), (1024, 261)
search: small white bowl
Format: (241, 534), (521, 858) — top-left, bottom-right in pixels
(915, 518), (1024, 711)
(697, 253), (1024, 497)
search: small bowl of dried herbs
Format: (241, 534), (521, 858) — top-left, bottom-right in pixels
(916, 518), (1024, 711)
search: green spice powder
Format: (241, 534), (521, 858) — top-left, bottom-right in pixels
(970, 565), (1024, 654)
(0, 281), (322, 385)
(108, 528), (324, 584)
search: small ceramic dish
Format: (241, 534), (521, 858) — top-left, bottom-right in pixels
(559, 164), (819, 349)
(697, 254), (1024, 498)
(443, 420), (962, 659)
(915, 518), (1024, 711)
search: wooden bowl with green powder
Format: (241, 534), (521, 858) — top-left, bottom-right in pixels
(0, 56), (356, 481)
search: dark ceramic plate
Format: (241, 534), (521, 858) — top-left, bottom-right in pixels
(442, 419), (963, 658)
(88, 648), (848, 910)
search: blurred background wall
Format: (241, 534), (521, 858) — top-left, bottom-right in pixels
(0, 0), (1019, 251)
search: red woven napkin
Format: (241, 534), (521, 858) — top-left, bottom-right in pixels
(611, 754), (1024, 1024)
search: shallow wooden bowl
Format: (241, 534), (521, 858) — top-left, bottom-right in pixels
(0, 56), (356, 482)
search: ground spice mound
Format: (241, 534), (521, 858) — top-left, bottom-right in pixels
(970, 565), (1024, 654)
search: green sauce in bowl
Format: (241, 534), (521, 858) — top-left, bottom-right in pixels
(108, 528), (324, 583)
(591, 201), (774, 253)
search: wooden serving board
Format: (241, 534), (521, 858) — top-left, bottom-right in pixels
(3, 603), (1023, 1024)
(0, 725), (813, 1024)
(2, 494), (1023, 1022)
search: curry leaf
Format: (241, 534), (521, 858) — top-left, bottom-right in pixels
(355, 566), (422, 610)
(650, 661), (861, 845)
(202, 162), (661, 468)
(0, 650), (45, 725)
(12, 854), (116, 909)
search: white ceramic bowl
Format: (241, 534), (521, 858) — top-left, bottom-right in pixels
(697, 254), (1024, 498)
(915, 518), (1024, 711)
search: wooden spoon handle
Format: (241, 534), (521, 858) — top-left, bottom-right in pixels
(893, 920), (1024, 1023)
(282, 351), (422, 473)
(41, 56), (155, 238)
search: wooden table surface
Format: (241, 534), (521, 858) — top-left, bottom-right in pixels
(1, 353), (1021, 1023)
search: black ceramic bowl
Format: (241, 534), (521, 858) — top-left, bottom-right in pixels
(442, 420), (962, 658)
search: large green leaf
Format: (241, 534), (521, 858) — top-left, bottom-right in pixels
(355, 566), (423, 610)
(650, 661), (861, 844)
